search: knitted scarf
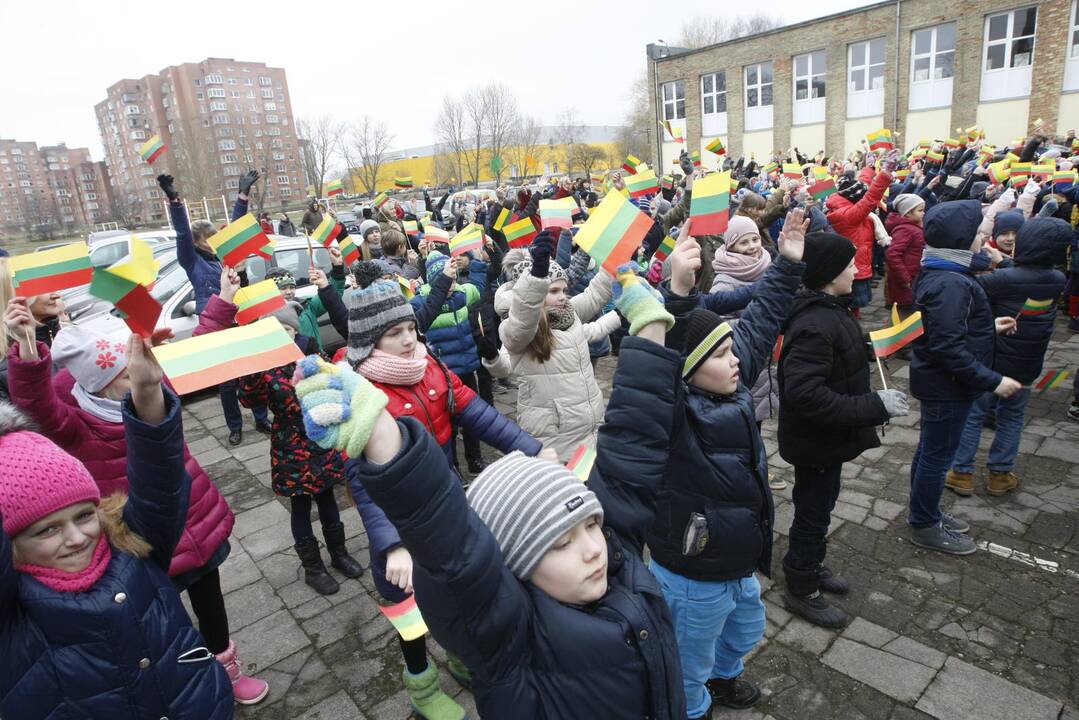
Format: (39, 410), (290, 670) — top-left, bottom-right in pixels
(16, 534), (112, 593)
(72, 383), (123, 423)
(711, 246), (771, 282)
(922, 247), (993, 273)
(359, 343), (428, 385)
(548, 305), (577, 331)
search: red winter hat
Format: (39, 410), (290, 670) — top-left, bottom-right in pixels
(0, 404), (100, 537)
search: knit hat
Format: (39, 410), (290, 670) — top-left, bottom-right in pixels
(425, 251), (449, 279)
(994, 210), (1025, 238)
(467, 452), (603, 580)
(352, 259), (394, 289)
(836, 173), (867, 200)
(346, 279), (416, 365)
(0, 403), (100, 537)
(507, 260), (568, 285)
(266, 268), (296, 288)
(893, 193), (925, 218)
(724, 215), (760, 246)
(501, 248), (530, 281)
(51, 326), (128, 394)
(802, 232), (856, 290)
(924, 200), (983, 250)
(269, 303), (301, 334)
(359, 219), (380, 238)
(681, 308), (733, 379)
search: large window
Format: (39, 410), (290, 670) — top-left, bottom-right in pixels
(744, 62), (774, 131)
(909, 23), (955, 110)
(1065, 1), (1079, 90)
(794, 51), (826, 100)
(985, 7), (1036, 70)
(848, 38), (886, 118)
(661, 81), (685, 120)
(701, 72), (727, 136)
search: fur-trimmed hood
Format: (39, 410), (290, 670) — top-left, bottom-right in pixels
(0, 401), (35, 438)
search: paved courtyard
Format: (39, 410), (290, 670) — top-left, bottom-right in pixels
(180, 301), (1079, 719)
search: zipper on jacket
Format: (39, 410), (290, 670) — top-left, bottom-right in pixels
(408, 386), (437, 432)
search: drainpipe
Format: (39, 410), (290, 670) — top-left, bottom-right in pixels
(653, 54), (662, 168)
(893, 0), (902, 133)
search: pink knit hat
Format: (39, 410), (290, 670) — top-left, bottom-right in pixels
(0, 405), (100, 537)
(724, 215), (761, 246)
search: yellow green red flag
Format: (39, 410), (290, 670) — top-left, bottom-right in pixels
(10, 242), (93, 296)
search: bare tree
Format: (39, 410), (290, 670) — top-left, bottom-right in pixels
(434, 96), (468, 187)
(296, 114), (342, 198)
(618, 72), (653, 165)
(349, 115), (395, 196)
(570, 145), (607, 177)
(557, 109), (585, 174)
(171, 114), (220, 201)
(507, 114), (543, 180)
(106, 187), (140, 230)
(482, 83), (518, 184)
(462, 89), (487, 186)
(677, 13), (780, 48)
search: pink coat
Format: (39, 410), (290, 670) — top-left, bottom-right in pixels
(7, 342), (235, 578)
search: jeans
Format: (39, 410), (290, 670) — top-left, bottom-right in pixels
(850, 278), (873, 309)
(952, 389), (1031, 473)
(784, 464), (843, 572)
(220, 378), (268, 433)
(909, 399), (973, 527)
(650, 562), (765, 719)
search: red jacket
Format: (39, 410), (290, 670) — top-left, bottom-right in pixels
(7, 343), (235, 578)
(884, 212), (925, 307)
(825, 167), (892, 280)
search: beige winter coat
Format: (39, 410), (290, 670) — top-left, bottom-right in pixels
(485, 270), (619, 462)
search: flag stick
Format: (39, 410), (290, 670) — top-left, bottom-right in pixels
(875, 355), (889, 390)
(24, 326), (37, 360)
(305, 233), (316, 270)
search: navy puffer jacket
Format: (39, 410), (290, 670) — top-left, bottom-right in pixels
(171, 196), (250, 313)
(976, 217), (1068, 384)
(0, 391), (233, 720)
(648, 255), (805, 582)
(347, 338), (686, 719)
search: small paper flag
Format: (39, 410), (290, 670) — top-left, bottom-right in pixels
(139, 134), (167, 164)
(623, 155), (640, 174)
(89, 268), (162, 337)
(573, 192), (653, 275)
(705, 137), (726, 156)
(782, 163), (802, 180)
(234, 279), (286, 325)
(809, 178), (837, 202)
(1019, 297), (1054, 316)
(424, 225), (450, 245)
(504, 217), (539, 248)
(10, 242), (93, 296)
(325, 179), (344, 197)
(379, 596), (429, 641)
(1031, 163), (1055, 182)
(1035, 369), (1068, 391)
(398, 275), (416, 299)
(811, 166), (830, 181)
(869, 311), (924, 357)
(625, 169), (659, 198)
(373, 192), (390, 209)
(338, 235), (361, 265)
(690, 150), (701, 168)
(403, 220), (419, 237)
(493, 206), (511, 231)
(539, 197), (578, 230)
(688, 170), (731, 236)
(866, 129), (894, 152)
(394, 176), (414, 189)
(109, 236), (160, 286)
(449, 223), (485, 256)
(566, 444), (596, 482)
(652, 235), (676, 263)
(311, 214), (342, 247)
(210, 215), (271, 267)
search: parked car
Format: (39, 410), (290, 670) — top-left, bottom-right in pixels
(333, 210), (362, 236)
(58, 234), (175, 319)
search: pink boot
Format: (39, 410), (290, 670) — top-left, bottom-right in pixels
(215, 640), (270, 705)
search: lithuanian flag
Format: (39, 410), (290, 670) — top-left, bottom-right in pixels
(89, 269), (162, 337)
(373, 191), (390, 209)
(978, 145), (996, 164)
(153, 317), (303, 395)
(574, 191), (652, 275)
(590, 171), (606, 185)
(1019, 297), (1054, 316)
(424, 225), (450, 244)
(690, 150), (701, 168)
(139, 134), (167, 164)
(625, 170), (659, 198)
(504, 217), (538, 248)
(1054, 170), (1076, 189)
(926, 149), (945, 162)
(450, 223), (485, 257)
(869, 311), (924, 357)
(662, 120), (684, 143)
(326, 179), (344, 197)
(652, 234), (676, 263)
(894, 169), (910, 181)
(622, 155), (640, 174)
(402, 220), (419, 237)
(493, 207), (511, 231)
(566, 444), (596, 483)
(705, 137), (726, 155)
(210, 214), (271, 267)
(966, 125), (983, 143)
(811, 166), (830, 181)
(660, 175), (674, 190)
(394, 176), (414, 189)
(336, 235), (360, 265)
(866, 129), (893, 151)
(379, 596), (428, 641)
(944, 137), (960, 150)
(311, 214), (342, 247)
(910, 148), (928, 161)
(398, 275), (416, 300)
(1035, 369), (1068, 391)
(1010, 162), (1032, 188)
(1031, 163), (1055, 182)
(539, 197), (578, 230)
(782, 163), (802, 180)
(10, 242), (93, 296)
(234, 280), (286, 325)
(689, 170), (730, 236)
(762, 161), (779, 176)
(988, 160), (1011, 185)
(809, 178), (837, 202)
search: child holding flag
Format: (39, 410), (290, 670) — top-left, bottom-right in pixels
(264, 245), (348, 353)
(777, 234), (909, 628)
(948, 218), (1068, 497)
(292, 258), (688, 719)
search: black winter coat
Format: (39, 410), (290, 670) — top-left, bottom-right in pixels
(347, 338), (687, 720)
(777, 291), (890, 466)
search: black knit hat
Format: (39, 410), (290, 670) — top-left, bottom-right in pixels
(682, 308), (733, 379)
(802, 232), (856, 290)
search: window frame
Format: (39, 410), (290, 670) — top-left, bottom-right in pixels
(983, 6), (1037, 72)
(700, 71), (727, 116)
(910, 22), (956, 84)
(661, 80), (686, 121)
(848, 38), (886, 94)
(744, 62), (774, 109)
(793, 51), (827, 102)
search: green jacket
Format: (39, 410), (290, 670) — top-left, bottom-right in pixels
(299, 264), (347, 350)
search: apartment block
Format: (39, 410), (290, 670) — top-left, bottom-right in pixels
(95, 58), (305, 224)
(647, 0), (1079, 170)
(0, 140), (113, 234)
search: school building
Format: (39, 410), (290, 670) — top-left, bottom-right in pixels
(647, 0), (1079, 170)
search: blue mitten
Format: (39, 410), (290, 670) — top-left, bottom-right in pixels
(611, 263), (675, 336)
(293, 356), (388, 458)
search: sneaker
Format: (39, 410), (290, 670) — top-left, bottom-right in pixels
(940, 511), (970, 534)
(987, 470), (1018, 496)
(768, 474), (787, 491)
(782, 589), (849, 628)
(706, 675), (761, 709)
(945, 470), (973, 496)
(1067, 403), (1079, 422)
(910, 524), (976, 555)
(228, 429), (243, 446)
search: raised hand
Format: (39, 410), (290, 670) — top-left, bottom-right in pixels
(309, 267), (329, 289)
(327, 245), (344, 266)
(238, 170), (260, 197)
(219, 266), (242, 303)
(127, 332), (168, 424)
(157, 174), (179, 202)
(778, 208), (810, 262)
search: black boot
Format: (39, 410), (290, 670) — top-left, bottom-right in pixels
(783, 562), (848, 628)
(322, 521), (365, 579)
(706, 675), (761, 709)
(818, 564), (849, 595)
(295, 537), (339, 595)
(467, 456), (487, 474)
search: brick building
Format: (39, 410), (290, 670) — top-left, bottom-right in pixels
(0, 140), (113, 234)
(647, 0), (1079, 170)
(95, 58), (305, 225)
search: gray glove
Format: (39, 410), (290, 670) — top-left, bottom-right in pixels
(876, 389), (909, 418)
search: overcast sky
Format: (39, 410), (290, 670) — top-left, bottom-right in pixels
(2, 0), (872, 159)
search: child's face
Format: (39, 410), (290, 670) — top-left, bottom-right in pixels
(905, 205), (926, 226)
(728, 232), (763, 259)
(376, 320), (418, 358)
(995, 230), (1017, 253)
(13, 501), (101, 573)
(281, 284), (297, 301)
(530, 515), (608, 605)
(689, 338), (740, 396)
(545, 280), (568, 309)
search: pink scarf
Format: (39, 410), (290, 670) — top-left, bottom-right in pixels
(711, 246), (771, 282)
(360, 343), (429, 385)
(16, 535), (113, 593)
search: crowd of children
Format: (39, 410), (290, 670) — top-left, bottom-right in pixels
(2, 125), (1079, 719)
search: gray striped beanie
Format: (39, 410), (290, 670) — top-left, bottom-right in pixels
(346, 279), (415, 365)
(466, 452), (603, 580)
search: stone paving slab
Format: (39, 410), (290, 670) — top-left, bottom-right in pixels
(916, 656), (1064, 720)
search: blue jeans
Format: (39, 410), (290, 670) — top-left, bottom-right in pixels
(850, 278), (872, 309)
(650, 562), (765, 719)
(219, 378), (268, 432)
(952, 389), (1030, 473)
(909, 399), (972, 527)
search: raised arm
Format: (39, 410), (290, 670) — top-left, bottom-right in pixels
(409, 266), (454, 333)
(159, 175), (196, 275)
(568, 264), (613, 321)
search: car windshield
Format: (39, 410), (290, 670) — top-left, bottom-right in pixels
(150, 258), (190, 302)
(250, 247), (332, 285)
(336, 212), (357, 223)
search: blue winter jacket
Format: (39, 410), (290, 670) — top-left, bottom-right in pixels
(347, 338), (687, 719)
(0, 390), (234, 720)
(649, 255), (804, 581)
(976, 217), (1068, 384)
(170, 196), (250, 313)
(412, 260), (487, 376)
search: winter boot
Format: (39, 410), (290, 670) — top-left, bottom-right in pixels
(706, 675), (761, 709)
(403, 664), (468, 720)
(817, 564), (849, 595)
(215, 640), (270, 705)
(783, 563), (849, 629)
(987, 470), (1018, 496)
(445, 653), (472, 689)
(295, 537), (339, 595)
(945, 470), (974, 496)
(322, 521), (365, 579)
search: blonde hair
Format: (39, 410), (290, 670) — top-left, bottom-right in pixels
(98, 493), (152, 558)
(0, 257), (13, 356)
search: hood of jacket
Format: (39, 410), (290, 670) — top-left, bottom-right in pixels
(1015, 217), (1071, 267)
(884, 211), (920, 235)
(923, 199), (982, 250)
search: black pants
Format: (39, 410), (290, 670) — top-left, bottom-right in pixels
(289, 488), (342, 543)
(458, 370), (490, 464)
(186, 569), (230, 654)
(783, 463), (843, 573)
(399, 635), (429, 675)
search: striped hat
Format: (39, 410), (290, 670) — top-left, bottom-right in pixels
(682, 308), (733, 380)
(467, 452), (603, 580)
(345, 279), (416, 365)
